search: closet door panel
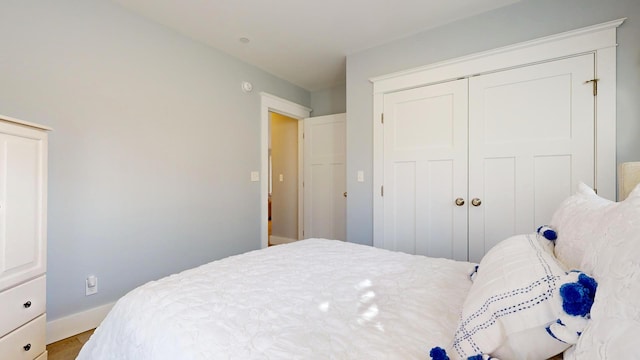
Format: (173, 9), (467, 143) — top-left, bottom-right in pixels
(0, 131), (46, 292)
(392, 162), (417, 255)
(383, 79), (468, 260)
(534, 156), (572, 226)
(468, 54), (595, 261)
(423, 160), (458, 258)
(482, 157), (517, 254)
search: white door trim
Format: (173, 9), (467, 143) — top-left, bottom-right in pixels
(371, 18), (624, 249)
(260, 93), (311, 249)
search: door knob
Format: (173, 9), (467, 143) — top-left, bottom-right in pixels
(471, 198), (482, 207)
(454, 198), (465, 206)
(343, 192), (347, 198)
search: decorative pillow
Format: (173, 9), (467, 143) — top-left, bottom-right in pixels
(431, 234), (596, 360)
(550, 183), (614, 270)
(566, 184), (640, 359)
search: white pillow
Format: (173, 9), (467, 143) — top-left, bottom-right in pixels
(566, 184), (640, 359)
(448, 234), (570, 360)
(550, 183), (614, 270)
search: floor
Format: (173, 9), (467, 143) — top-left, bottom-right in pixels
(46, 329), (95, 360)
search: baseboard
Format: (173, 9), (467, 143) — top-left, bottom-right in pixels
(269, 235), (298, 245)
(46, 302), (115, 344)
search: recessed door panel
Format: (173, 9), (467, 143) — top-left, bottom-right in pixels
(534, 155), (572, 227)
(482, 157), (516, 254)
(483, 74), (572, 144)
(0, 127), (47, 292)
(423, 160), (456, 258)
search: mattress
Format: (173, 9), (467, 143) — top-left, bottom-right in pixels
(77, 239), (475, 359)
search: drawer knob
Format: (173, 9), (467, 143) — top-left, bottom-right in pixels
(24, 343), (31, 351)
(23, 301), (32, 308)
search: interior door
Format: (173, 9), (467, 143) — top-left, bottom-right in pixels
(467, 53), (595, 262)
(382, 79), (468, 260)
(303, 113), (346, 240)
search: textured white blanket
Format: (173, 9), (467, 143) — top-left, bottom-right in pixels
(78, 239), (474, 359)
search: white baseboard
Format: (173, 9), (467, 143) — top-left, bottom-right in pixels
(46, 302), (115, 344)
(269, 235), (297, 245)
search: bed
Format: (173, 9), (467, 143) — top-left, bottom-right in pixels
(78, 183), (640, 359)
(77, 239), (474, 359)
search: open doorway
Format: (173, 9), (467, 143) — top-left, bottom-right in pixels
(260, 93), (311, 249)
(269, 112), (300, 245)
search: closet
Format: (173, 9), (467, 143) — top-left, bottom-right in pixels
(0, 115), (49, 360)
(372, 20), (622, 262)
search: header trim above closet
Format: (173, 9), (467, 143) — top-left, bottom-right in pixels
(370, 18), (625, 93)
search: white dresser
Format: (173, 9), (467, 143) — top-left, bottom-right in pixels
(0, 115), (49, 360)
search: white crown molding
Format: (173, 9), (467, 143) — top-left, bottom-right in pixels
(0, 114), (52, 131)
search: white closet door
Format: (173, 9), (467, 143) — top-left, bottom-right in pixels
(303, 113), (346, 240)
(383, 79), (468, 260)
(468, 54), (595, 262)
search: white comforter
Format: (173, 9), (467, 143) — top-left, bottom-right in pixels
(78, 239), (474, 359)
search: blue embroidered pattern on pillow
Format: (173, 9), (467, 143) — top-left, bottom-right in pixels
(452, 236), (561, 356)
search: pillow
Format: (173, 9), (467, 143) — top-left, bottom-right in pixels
(566, 184), (640, 359)
(447, 234), (571, 359)
(550, 183), (614, 270)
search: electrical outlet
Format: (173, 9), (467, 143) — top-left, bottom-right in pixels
(86, 275), (98, 296)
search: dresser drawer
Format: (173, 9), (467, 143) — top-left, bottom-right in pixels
(0, 314), (46, 360)
(0, 276), (46, 337)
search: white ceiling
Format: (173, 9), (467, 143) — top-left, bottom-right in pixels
(112, 0), (520, 91)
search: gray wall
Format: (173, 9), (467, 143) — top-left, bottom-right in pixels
(310, 83), (347, 117)
(0, 0), (309, 320)
(346, 0), (640, 245)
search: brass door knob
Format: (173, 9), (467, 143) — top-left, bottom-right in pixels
(343, 192), (347, 198)
(454, 198), (465, 206)
(471, 198), (482, 207)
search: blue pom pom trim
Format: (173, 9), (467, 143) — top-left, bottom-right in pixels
(467, 355), (484, 360)
(537, 225), (557, 241)
(560, 273), (597, 317)
(545, 324), (568, 343)
(578, 273), (598, 295)
(429, 347), (450, 360)
(470, 265), (479, 280)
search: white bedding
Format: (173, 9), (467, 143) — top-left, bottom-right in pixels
(78, 239), (474, 359)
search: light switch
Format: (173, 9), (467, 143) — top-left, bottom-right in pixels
(251, 171), (260, 182)
(279, 174), (284, 182)
(357, 171), (364, 183)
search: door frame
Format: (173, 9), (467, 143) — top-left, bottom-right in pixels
(260, 93), (311, 249)
(370, 18), (625, 249)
